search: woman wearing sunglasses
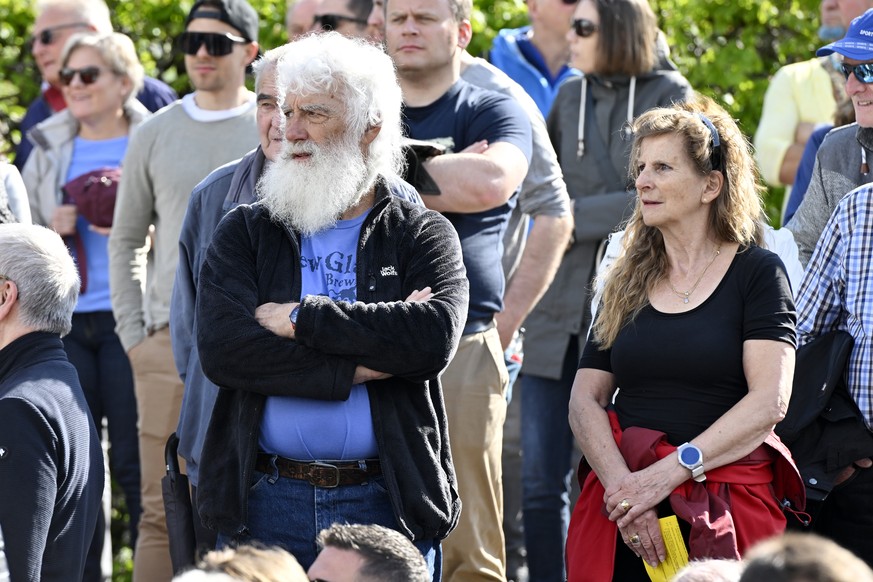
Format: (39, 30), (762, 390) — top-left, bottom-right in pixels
(520, 1), (691, 580)
(565, 97), (805, 581)
(21, 31), (147, 575)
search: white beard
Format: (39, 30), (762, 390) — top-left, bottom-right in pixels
(257, 134), (375, 236)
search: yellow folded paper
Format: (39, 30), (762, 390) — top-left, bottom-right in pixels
(644, 514), (689, 582)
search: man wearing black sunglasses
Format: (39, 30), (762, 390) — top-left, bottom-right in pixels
(788, 7), (873, 266)
(108, 1), (259, 581)
(311, 0), (373, 36)
(14, 0), (177, 173)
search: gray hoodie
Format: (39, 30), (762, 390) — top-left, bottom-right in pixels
(523, 63), (692, 379)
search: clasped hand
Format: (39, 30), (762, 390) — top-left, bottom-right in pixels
(604, 469), (669, 566)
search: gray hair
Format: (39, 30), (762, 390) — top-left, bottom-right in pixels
(316, 523), (429, 582)
(61, 32), (145, 103)
(252, 43), (295, 94)
(0, 225), (79, 336)
(275, 32), (404, 178)
(35, 0), (113, 34)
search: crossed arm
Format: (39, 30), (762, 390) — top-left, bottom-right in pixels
(196, 208), (468, 398)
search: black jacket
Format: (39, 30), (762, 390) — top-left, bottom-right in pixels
(195, 180), (468, 540)
(0, 332), (103, 581)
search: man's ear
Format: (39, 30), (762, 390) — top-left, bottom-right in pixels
(0, 280), (18, 322)
(457, 19), (472, 50)
(362, 123), (382, 147)
(245, 41), (260, 66)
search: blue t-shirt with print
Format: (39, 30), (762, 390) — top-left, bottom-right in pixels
(403, 79), (532, 324)
(259, 211), (378, 461)
(66, 135), (128, 313)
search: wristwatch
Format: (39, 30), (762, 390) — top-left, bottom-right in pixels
(289, 305), (300, 331)
(677, 442), (706, 482)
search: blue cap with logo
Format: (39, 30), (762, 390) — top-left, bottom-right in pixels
(818, 8), (873, 60)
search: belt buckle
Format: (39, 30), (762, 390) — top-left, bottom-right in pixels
(309, 462), (340, 488)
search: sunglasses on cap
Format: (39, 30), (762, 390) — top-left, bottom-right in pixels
(572, 18), (598, 38)
(313, 13), (368, 31)
(840, 62), (873, 84)
(58, 66), (103, 86)
(27, 22), (89, 50)
(178, 31), (248, 57)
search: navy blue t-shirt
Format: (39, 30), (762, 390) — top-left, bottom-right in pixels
(403, 79), (532, 323)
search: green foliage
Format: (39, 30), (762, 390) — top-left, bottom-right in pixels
(651, 0), (822, 222)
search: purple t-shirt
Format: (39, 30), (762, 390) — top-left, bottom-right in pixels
(258, 211), (379, 460)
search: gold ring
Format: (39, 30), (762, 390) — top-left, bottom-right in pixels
(629, 534), (641, 546)
(619, 499), (631, 513)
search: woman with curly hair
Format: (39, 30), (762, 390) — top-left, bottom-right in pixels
(566, 97), (804, 581)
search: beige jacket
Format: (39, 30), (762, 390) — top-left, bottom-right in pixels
(21, 100), (151, 226)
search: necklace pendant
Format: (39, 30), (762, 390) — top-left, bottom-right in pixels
(683, 297), (689, 304)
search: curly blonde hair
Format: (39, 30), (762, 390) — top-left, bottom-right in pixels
(592, 96), (765, 349)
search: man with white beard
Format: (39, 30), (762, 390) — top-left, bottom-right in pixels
(191, 32), (469, 576)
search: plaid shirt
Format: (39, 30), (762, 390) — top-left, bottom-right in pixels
(796, 184), (873, 428)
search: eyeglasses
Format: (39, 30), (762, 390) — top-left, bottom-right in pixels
(313, 13), (368, 31)
(58, 66), (103, 86)
(178, 31), (248, 57)
(572, 18), (598, 38)
(840, 62), (873, 84)
(28, 22), (89, 48)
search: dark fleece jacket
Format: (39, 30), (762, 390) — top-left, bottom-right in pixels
(195, 180), (468, 540)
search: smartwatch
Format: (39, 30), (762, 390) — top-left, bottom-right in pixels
(677, 442), (706, 482)
(289, 305), (300, 331)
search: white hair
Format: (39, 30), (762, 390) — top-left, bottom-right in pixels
(36, 0), (113, 34)
(252, 43), (295, 94)
(0, 225), (79, 336)
(274, 31), (405, 179)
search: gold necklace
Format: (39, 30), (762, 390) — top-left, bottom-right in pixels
(668, 245), (722, 304)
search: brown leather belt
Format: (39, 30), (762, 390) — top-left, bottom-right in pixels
(255, 453), (381, 488)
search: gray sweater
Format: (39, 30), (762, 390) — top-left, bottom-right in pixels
(523, 68), (692, 379)
(785, 123), (873, 266)
(108, 100), (258, 351)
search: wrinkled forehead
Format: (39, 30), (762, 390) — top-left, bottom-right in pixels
(282, 90), (347, 114)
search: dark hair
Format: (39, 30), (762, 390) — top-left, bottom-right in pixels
(591, 0), (656, 76)
(317, 524), (429, 582)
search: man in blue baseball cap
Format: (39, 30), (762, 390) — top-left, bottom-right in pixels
(788, 6), (873, 264)
(786, 7), (873, 568)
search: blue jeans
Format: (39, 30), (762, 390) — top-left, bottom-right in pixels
(63, 311), (140, 582)
(521, 339), (578, 582)
(220, 459), (441, 580)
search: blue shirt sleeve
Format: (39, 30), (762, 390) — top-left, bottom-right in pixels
(786, 124), (832, 225)
(466, 89), (533, 162)
(137, 76), (179, 113)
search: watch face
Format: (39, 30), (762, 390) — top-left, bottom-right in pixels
(680, 445), (702, 466)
